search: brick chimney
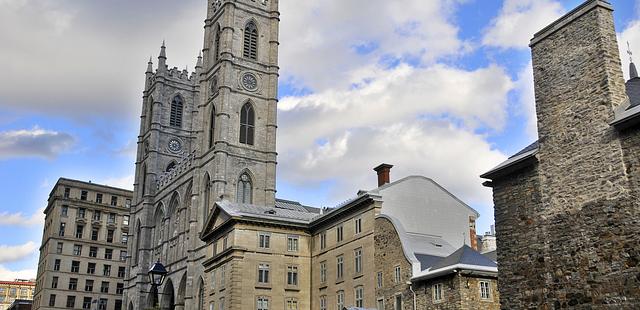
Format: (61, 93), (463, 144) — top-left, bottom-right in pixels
(373, 163), (393, 187)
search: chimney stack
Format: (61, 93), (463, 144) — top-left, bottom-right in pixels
(373, 163), (393, 187)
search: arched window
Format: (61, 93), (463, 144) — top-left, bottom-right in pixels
(154, 206), (165, 246)
(203, 174), (211, 221)
(134, 220), (141, 263)
(214, 25), (221, 62)
(146, 96), (154, 131)
(239, 103), (255, 145)
(170, 96), (184, 127)
(141, 164), (147, 197)
(166, 162), (177, 172)
(236, 173), (252, 204)
(197, 279), (205, 310)
(243, 21), (258, 60)
(209, 107), (216, 149)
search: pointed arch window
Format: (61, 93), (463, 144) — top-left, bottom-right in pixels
(141, 165), (147, 197)
(243, 21), (258, 60)
(170, 96), (184, 127)
(134, 221), (141, 263)
(204, 174), (211, 222)
(237, 173), (252, 204)
(146, 96), (154, 131)
(198, 279), (205, 310)
(214, 25), (221, 62)
(166, 162), (177, 172)
(209, 107), (216, 149)
(240, 103), (255, 145)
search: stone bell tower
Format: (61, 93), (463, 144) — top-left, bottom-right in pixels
(198, 0), (279, 207)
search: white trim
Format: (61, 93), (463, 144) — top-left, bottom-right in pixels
(411, 263), (498, 281)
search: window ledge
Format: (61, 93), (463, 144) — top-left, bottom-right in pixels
(353, 273), (363, 280)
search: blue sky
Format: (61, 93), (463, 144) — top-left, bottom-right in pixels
(0, 0), (639, 279)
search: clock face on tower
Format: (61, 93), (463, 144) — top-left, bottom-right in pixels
(241, 73), (258, 91)
(168, 138), (182, 153)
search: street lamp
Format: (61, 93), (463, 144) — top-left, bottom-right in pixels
(148, 260), (167, 309)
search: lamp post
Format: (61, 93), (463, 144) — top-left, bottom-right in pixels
(148, 260), (167, 309)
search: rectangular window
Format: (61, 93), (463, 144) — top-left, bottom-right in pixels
(108, 213), (116, 224)
(98, 299), (107, 310)
(115, 283), (124, 294)
(107, 229), (114, 243)
(123, 215), (130, 226)
(111, 196), (118, 206)
(336, 291), (344, 310)
(75, 225), (84, 238)
(96, 193), (103, 203)
(87, 262), (96, 274)
(258, 233), (270, 249)
(66, 296), (75, 308)
(59, 223), (66, 236)
(223, 235), (228, 249)
(71, 261), (80, 273)
(100, 281), (109, 293)
(394, 295), (402, 310)
(68, 278), (78, 290)
(49, 294), (56, 307)
(320, 261), (327, 283)
(355, 217), (362, 234)
(285, 298), (297, 310)
(103, 264), (111, 276)
(258, 263), (269, 284)
(73, 244), (82, 256)
(320, 231), (327, 250)
(210, 270), (216, 289)
(377, 271), (383, 288)
(480, 281), (491, 299)
(83, 297), (92, 309)
(433, 283), (443, 302)
(53, 259), (60, 271)
(219, 298), (224, 310)
(219, 264), (226, 288)
(121, 232), (128, 244)
(287, 265), (298, 286)
(80, 190), (87, 201)
(125, 199), (132, 208)
(118, 266), (126, 278)
(63, 187), (70, 198)
(105, 248), (113, 259)
(355, 286), (364, 307)
(85, 280), (94, 292)
(336, 224), (343, 242)
(61, 205), (68, 216)
(51, 276), (58, 289)
(336, 255), (344, 281)
(212, 241), (217, 256)
(120, 250), (127, 261)
(287, 235), (299, 252)
(394, 265), (401, 283)
(93, 211), (101, 221)
(78, 208), (86, 218)
(354, 247), (363, 274)
(377, 298), (385, 310)
(91, 228), (99, 241)
(256, 297), (269, 310)
(89, 246), (98, 258)
(319, 296), (327, 310)
(56, 242), (63, 254)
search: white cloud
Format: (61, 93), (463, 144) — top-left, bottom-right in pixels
(100, 174), (135, 191)
(0, 242), (38, 264)
(514, 62), (538, 139)
(0, 127), (74, 159)
(618, 21), (640, 80)
(0, 208), (45, 227)
(482, 0), (565, 49)
(0, 265), (36, 280)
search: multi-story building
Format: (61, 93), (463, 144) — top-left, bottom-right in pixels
(0, 280), (35, 310)
(123, 1), (499, 309)
(33, 178), (132, 310)
(481, 0), (640, 308)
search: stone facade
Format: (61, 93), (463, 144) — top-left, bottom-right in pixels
(0, 280), (35, 310)
(33, 178), (132, 310)
(483, 1), (640, 308)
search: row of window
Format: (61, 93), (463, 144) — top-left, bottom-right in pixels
(376, 266), (404, 289)
(58, 242), (127, 261)
(319, 248), (364, 284)
(61, 206), (129, 225)
(0, 287), (33, 296)
(58, 223), (128, 244)
(47, 295), (120, 310)
(50, 277), (123, 295)
(317, 287), (365, 310)
(51, 258), (126, 277)
(208, 297), (299, 310)
(63, 187), (130, 207)
(318, 217), (363, 250)
(430, 281), (492, 302)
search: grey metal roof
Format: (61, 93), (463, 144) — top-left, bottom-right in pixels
(627, 78), (640, 108)
(275, 198), (320, 214)
(415, 254), (445, 271)
(429, 245), (497, 271)
(480, 141), (539, 179)
(217, 200), (318, 224)
(483, 250), (498, 263)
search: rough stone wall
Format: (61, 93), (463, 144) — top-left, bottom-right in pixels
(492, 2), (640, 308)
(374, 217), (413, 310)
(414, 275), (499, 310)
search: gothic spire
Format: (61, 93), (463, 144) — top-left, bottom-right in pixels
(195, 51), (203, 69)
(158, 41), (167, 71)
(628, 42), (638, 79)
(146, 56), (153, 74)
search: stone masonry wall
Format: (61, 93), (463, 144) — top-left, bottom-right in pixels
(374, 217), (413, 310)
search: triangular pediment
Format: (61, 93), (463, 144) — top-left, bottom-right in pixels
(200, 202), (232, 241)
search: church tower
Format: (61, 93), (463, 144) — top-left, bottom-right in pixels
(199, 0), (279, 208)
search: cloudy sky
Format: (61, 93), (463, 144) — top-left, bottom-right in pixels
(1, 0), (639, 279)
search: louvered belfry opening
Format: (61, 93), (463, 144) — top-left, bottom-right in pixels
(169, 96), (183, 127)
(243, 21), (258, 60)
(240, 103), (255, 145)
